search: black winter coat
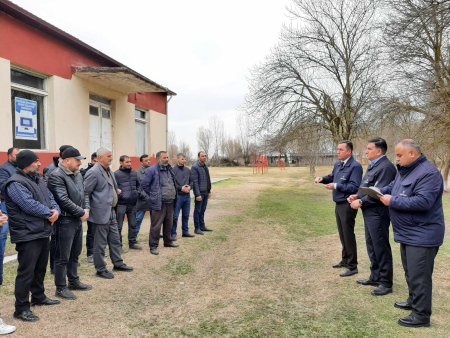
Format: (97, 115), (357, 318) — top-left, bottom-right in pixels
(114, 168), (139, 206)
(47, 164), (89, 218)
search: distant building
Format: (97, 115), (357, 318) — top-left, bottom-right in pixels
(0, 0), (175, 169)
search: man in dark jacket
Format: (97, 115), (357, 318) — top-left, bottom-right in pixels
(380, 139), (445, 328)
(43, 145), (72, 181)
(142, 151), (178, 255)
(172, 153), (195, 239)
(81, 152), (97, 263)
(47, 147), (92, 300)
(348, 138), (397, 296)
(44, 144), (72, 274)
(5, 150), (61, 322)
(135, 154), (151, 238)
(114, 155), (141, 250)
(315, 140), (363, 277)
(0, 147), (19, 286)
(190, 151), (212, 235)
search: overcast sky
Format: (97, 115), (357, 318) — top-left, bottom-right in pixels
(12, 0), (292, 153)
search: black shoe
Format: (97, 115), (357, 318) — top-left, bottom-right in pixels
(150, 247), (159, 255)
(398, 313), (430, 328)
(201, 227), (213, 232)
(31, 297), (61, 306)
(356, 278), (379, 286)
(68, 281), (93, 291)
(55, 287), (76, 300)
(372, 285), (392, 296)
(332, 261), (347, 268)
(182, 233), (195, 238)
(13, 310), (39, 322)
(394, 301), (413, 311)
(339, 268), (358, 277)
(164, 242), (179, 248)
(129, 243), (142, 250)
(113, 264), (133, 272)
(194, 229), (204, 235)
(96, 270), (114, 279)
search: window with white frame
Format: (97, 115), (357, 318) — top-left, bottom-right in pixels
(135, 108), (148, 155)
(10, 68), (47, 149)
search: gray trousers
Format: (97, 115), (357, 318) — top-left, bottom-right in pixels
(93, 209), (124, 272)
(149, 202), (174, 248)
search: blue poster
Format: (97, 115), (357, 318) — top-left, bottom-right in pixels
(15, 97), (38, 140)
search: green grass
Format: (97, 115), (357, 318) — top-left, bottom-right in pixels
(254, 186), (345, 240)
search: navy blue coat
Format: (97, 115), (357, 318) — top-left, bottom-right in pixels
(357, 156), (397, 207)
(381, 156), (445, 247)
(321, 156), (363, 203)
(0, 161), (17, 199)
(142, 164), (176, 211)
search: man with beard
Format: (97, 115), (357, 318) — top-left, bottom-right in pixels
(5, 150), (61, 322)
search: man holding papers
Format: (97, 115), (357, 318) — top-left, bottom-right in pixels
(348, 138), (397, 296)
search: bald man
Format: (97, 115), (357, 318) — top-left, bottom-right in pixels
(380, 139), (445, 328)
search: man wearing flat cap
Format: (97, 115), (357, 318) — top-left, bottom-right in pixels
(5, 150), (61, 322)
(48, 147), (92, 300)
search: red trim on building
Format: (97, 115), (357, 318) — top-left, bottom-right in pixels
(128, 92), (167, 115)
(0, 12), (113, 79)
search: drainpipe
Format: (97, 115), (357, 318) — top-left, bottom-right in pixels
(166, 94), (173, 151)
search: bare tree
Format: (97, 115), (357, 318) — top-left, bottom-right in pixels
(245, 0), (382, 144)
(196, 126), (212, 155)
(178, 140), (193, 162)
(167, 130), (178, 158)
(209, 115), (225, 160)
(223, 137), (243, 164)
(384, 0), (450, 189)
(236, 112), (253, 165)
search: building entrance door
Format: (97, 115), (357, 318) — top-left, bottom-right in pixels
(89, 97), (112, 156)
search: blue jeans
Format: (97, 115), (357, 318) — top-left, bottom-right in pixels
(193, 193), (208, 231)
(172, 194), (191, 236)
(0, 202), (9, 285)
(135, 210), (149, 236)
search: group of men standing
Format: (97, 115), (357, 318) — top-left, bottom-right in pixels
(316, 138), (445, 328)
(0, 146), (212, 330)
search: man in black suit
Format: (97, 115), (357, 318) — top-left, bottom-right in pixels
(315, 140), (363, 277)
(348, 138), (397, 296)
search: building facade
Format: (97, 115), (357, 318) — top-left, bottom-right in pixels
(0, 0), (175, 169)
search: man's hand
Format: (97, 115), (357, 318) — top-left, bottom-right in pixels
(80, 209), (89, 222)
(117, 189), (122, 195)
(48, 209), (59, 224)
(379, 195), (391, 206)
(181, 185), (190, 193)
(325, 183), (335, 190)
(350, 199), (362, 210)
(347, 194), (358, 203)
(196, 196), (203, 202)
(0, 211), (8, 226)
(314, 177), (323, 184)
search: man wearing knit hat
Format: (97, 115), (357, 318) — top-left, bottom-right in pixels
(4, 150), (61, 322)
